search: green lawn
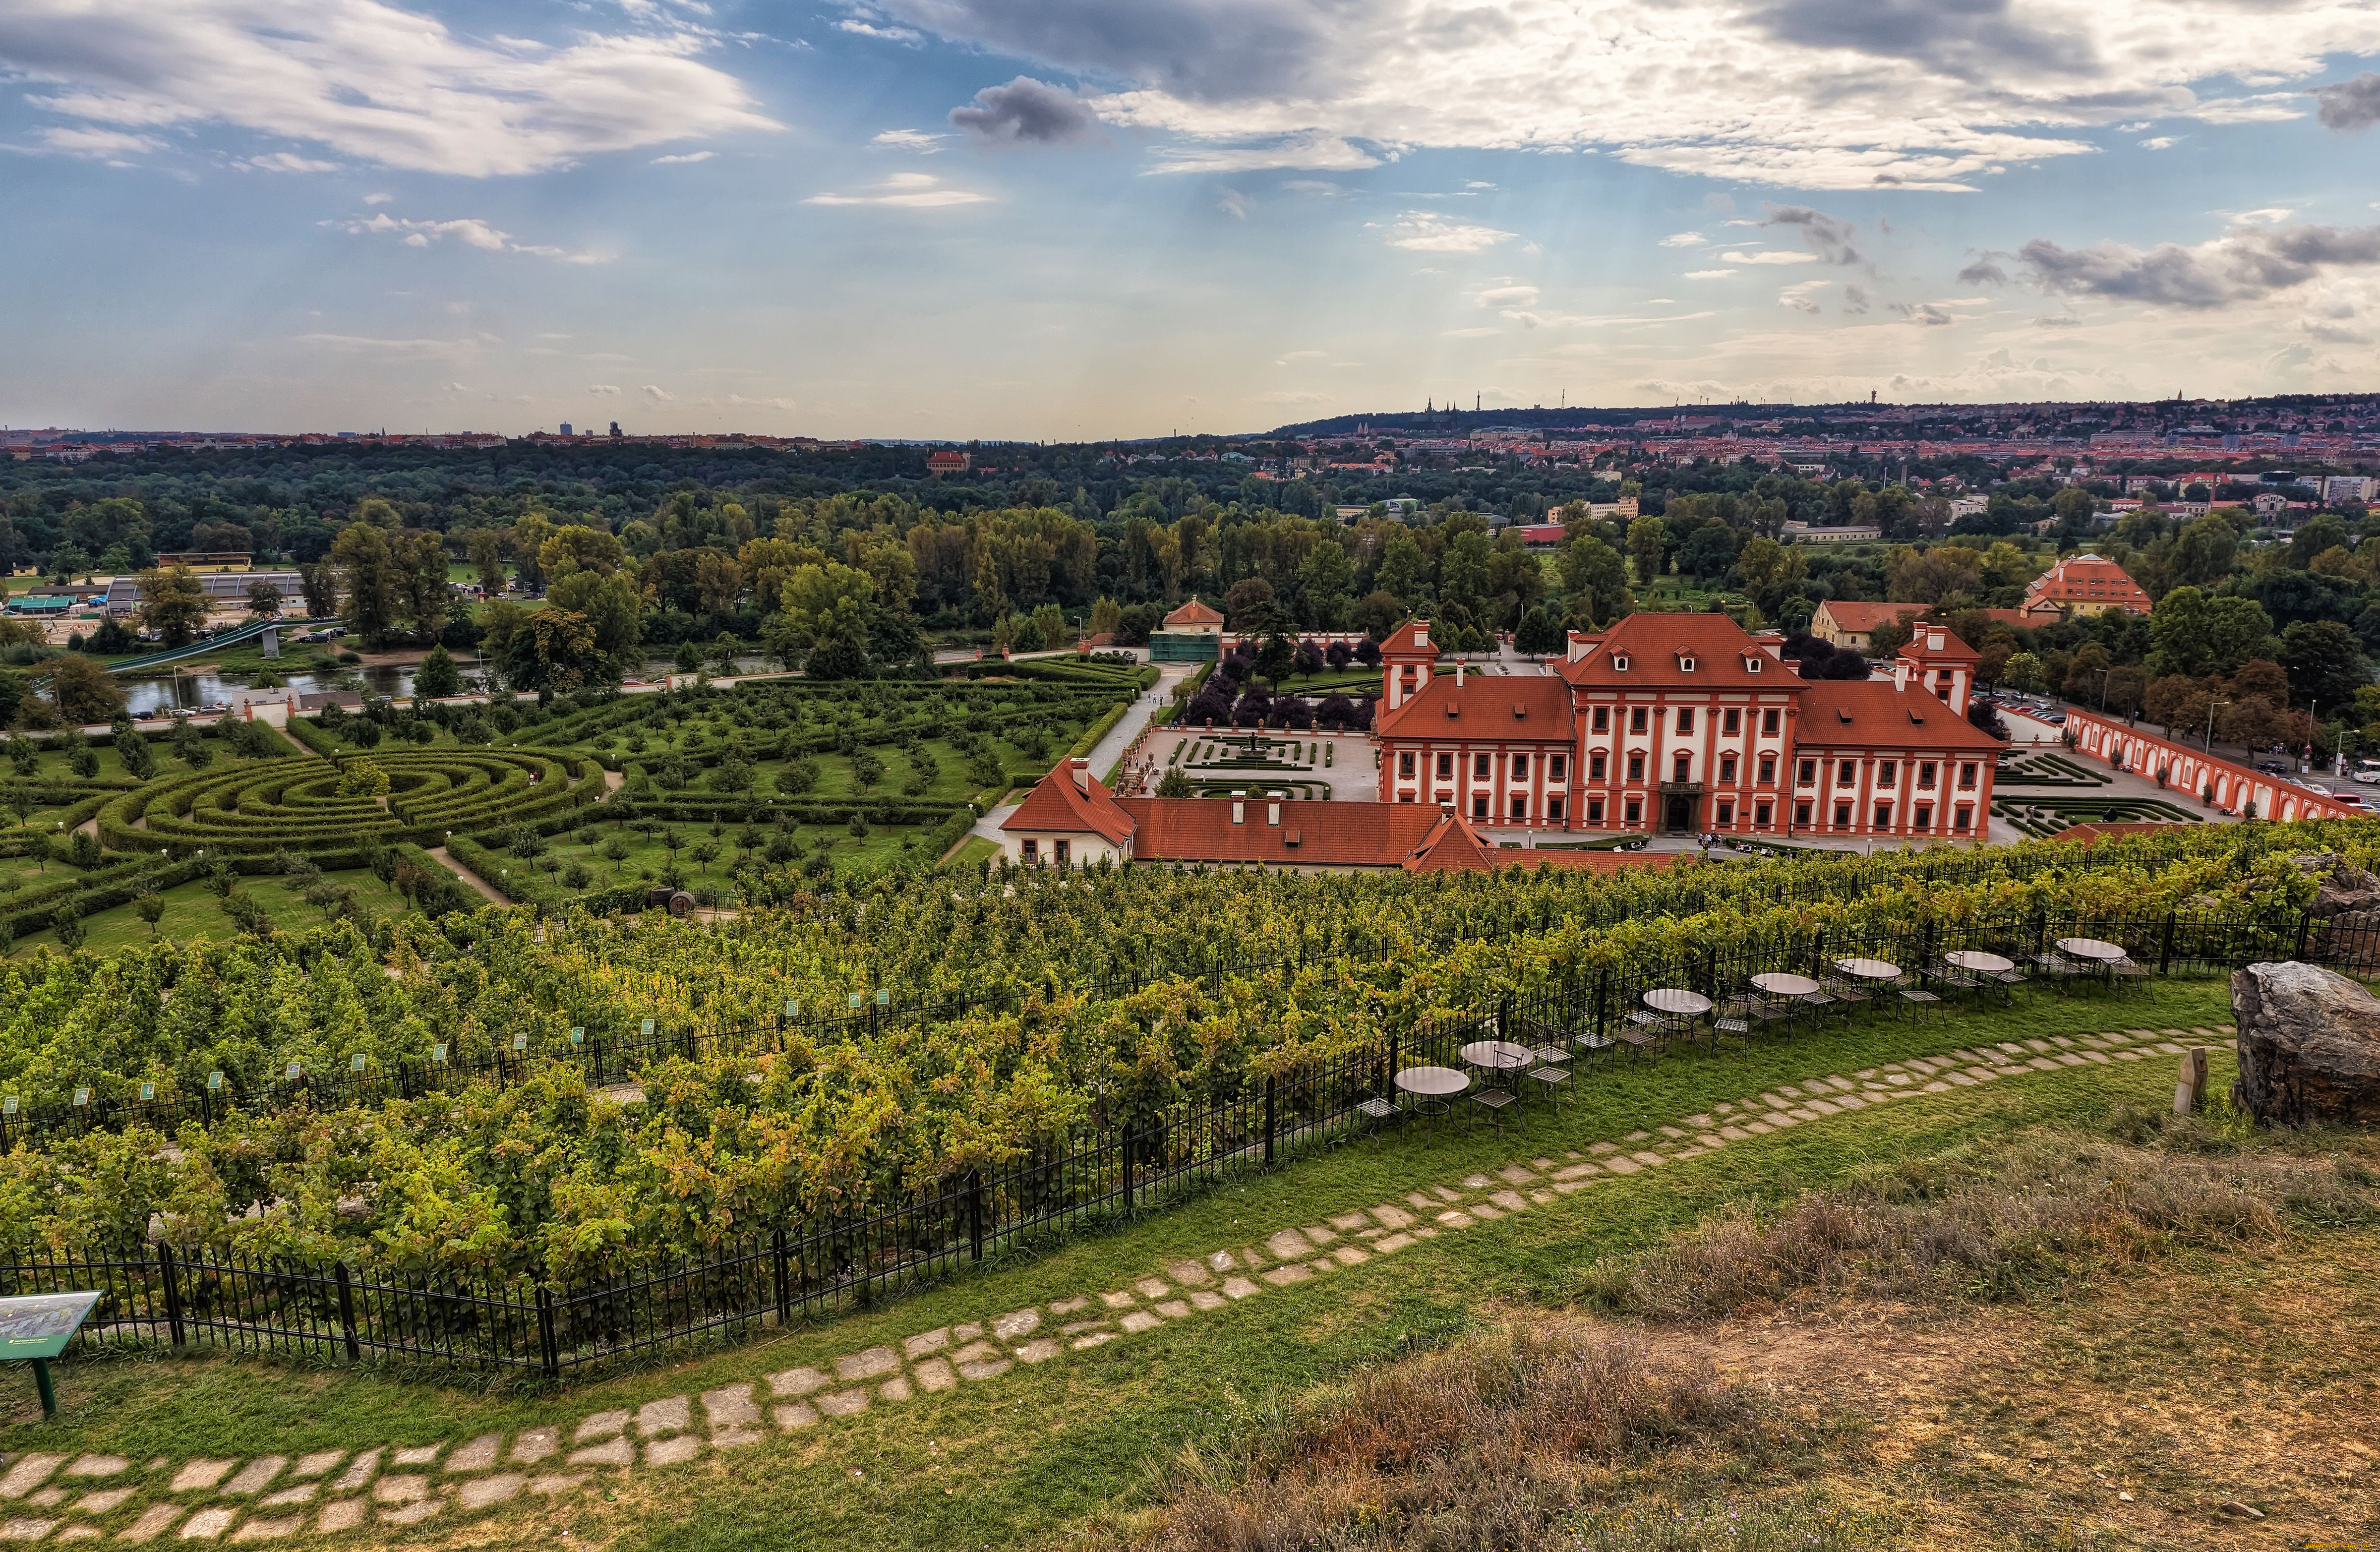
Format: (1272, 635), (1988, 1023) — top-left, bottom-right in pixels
(5, 865), (416, 957)
(4, 978), (2235, 1551)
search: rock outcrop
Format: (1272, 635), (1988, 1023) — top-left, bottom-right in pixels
(2230, 960), (2380, 1126)
(2294, 853), (2380, 918)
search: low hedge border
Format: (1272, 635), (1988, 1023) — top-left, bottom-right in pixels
(445, 833), (647, 916)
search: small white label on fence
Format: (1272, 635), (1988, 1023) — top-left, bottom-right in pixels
(73, 1087), (89, 1106)
(432, 1044), (448, 1062)
(513, 1035), (528, 1052)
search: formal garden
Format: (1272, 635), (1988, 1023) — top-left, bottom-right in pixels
(1991, 748), (2204, 836)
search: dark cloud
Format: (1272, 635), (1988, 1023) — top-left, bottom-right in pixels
(1892, 301), (1955, 325)
(1956, 256), (2009, 286)
(2020, 224), (2380, 308)
(884, 0), (1356, 103)
(2314, 72), (2380, 131)
(1762, 204), (1861, 265)
(1750, 0), (2088, 81)
(1841, 285), (1870, 314)
(948, 76), (1102, 144)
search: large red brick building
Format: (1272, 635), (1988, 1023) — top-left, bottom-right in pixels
(1371, 612), (2002, 842)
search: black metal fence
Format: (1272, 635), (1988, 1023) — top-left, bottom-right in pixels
(5, 902), (2364, 1381)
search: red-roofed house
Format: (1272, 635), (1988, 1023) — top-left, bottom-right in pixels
(1810, 600), (1922, 653)
(999, 759), (1136, 867)
(1151, 596), (1227, 662)
(1371, 611), (2002, 842)
(2022, 554), (2150, 618)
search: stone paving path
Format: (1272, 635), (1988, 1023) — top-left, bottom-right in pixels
(0, 1022), (2220, 1544)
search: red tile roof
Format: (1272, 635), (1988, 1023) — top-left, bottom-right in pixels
(1374, 671), (1574, 739)
(1116, 796), (1444, 867)
(1001, 762), (1135, 844)
(1400, 811), (1499, 871)
(1558, 611), (1785, 690)
(2023, 554), (2150, 612)
(1814, 600), (1922, 634)
(1793, 680), (2005, 751)
(1161, 597), (1224, 628)
(1896, 625), (1979, 664)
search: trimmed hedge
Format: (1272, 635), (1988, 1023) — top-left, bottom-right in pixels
(446, 833), (646, 916)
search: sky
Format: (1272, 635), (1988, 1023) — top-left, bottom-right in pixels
(4, 0), (2380, 440)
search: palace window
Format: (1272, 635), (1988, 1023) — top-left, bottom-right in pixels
(1723, 708), (1740, 735)
(1629, 707), (1649, 734)
(1623, 798), (1642, 825)
(1510, 793), (1527, 820)
(1758, 754), (1776, 783)
(1548, 753), (1566, 781)
(1398, 751), (1416, 778)
(1954, 805), (1974, 832)
(1021, 839), (1039, 863)
(1873, 803), (1891, 829)
(1917, 760), (1937, 789)
(1794, 800), (1813, 826)
(1589, 751), (1607, 780)
(1436, 752), (1453, 780)
(1473, 794), (1489, 820)
(1755, 799), (1773, 827)
(1797, 759), (1816, 785)
(1474, 753), (1491, 780)
(1676, 708), (1695, 734)
(1512, 753), (1529, 780)
(1585, 797), (1604, 825)
(1958, 762), (1979, 790)
(1834, 801), (1852, 827)
(1878, 760), (1897, 786)
(1914, 802), (1933, 829)
(1672, 752), (1691, 782)
(1837, 760), (1857, 787)
(1055, 839), (1071, 864)
(1548, 796), (1566, 823)
(1627, 752), (1645, 782)
(1716, 799), (1735, 826)
(1719, 754), (1738, 783)
(1592, 707), (1609, 733)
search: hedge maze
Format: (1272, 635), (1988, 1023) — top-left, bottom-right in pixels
(1991, 793), (2202, 837)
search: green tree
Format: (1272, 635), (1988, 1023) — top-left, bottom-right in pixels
(2002, 652), (2048, 694)
(134, 893), (166, 935)
(2170, 515), (2238, 587)
(414, 644), (463, 699)
(136, 565), (210, 647)
(2148, 586), (2275, 678)
(332, 522), (402, 643)
(1373, 533), (1431, 608)
(1559, 535), (1634, 626)
(245, 579), (283, 616)
(545, 568), (643, 656)
(44, 654), (125, 724)
(465, 528), (509, 594)
(1296, 539), (1354, 628)
(2280, 618), (2369, 713)
(1626, 516), (1670, 585)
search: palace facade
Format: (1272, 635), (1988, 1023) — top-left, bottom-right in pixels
(1371, 612), (2003, 841)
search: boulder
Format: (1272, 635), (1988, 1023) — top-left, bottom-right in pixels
(2293, 853), (2380, 918)
(2230, 960), (2380, 1126)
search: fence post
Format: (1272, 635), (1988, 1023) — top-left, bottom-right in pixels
(1122, 1126), (1135, 1214)
(1594, 968), (1609, 1042)
(535, 1285), (561, 1379)
(2159, 910), (2176, 975)
(1497, 991), (1511, 1041)
(968, 1170), (985, 1262)
(2294, 910), (2312, 961)
(158, 1242), (184, 1349)
(333, 1262), (361, 1363)
(772, 1226), (790, 1324)
(1263, 1074), (1277, 1167)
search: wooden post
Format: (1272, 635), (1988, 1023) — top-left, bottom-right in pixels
(2174, 1047), (2209, 1115)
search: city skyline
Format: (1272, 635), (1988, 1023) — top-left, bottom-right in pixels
(7, 0), (2380, 439)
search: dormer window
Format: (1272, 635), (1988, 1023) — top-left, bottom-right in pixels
(1612, 655), (1630, 671)
(1744, 657), (1761, 673)
(1678, 656), (1696, 672)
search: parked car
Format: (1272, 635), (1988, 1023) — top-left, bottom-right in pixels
(2257, 758), (2288, 775)
(2356, 760), (2380, 784)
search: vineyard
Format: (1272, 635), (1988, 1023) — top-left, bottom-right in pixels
(1, 815), (2369, 1309)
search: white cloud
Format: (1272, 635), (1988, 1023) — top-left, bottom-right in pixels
(589, 383), (622, 394)
(35, 125), (163, 159)
(2139, 135), (2180, 149)
(242, 150), (341, 173)
(871, 128), (948, 151)
(640, 384), (673, 400)
(1659, 231), (1706, 247)
(1721, 249), (1819, 265)
(1682, 268), (1737, 279)
(1778, 278), (1828, 313)
(327, 212), (608, 262)
(1475, 284), (1539, 307)
(1217, 187), (1251, 219)
(1378, 211), (1513, 251)
(1142, 130), (1377, 175)
(804, 173), (992, 207)
(362, 191), (393, 204)
(2, 0), (778, 177)
(838, 17), (922, 42)
(1274, 349), (1326, 362)
(873, 0), (2380, 190)
(652, 150), (714, 164)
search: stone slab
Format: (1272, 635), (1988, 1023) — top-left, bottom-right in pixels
(1221, 1277), (1259, 1300)
(169, 1463), (237, 1495)
(879, 1377), (913, 1404)
(1263, 1229), (1314, 1260)
(176, 1508), (237, 1540)
(369, 1476), (427, 1507)
(772, 1404), (819, 1431)
(119, 1505), (184, 1543)
(1435, 1210), (1475, 1228)
(508, 1430), (557, 1466)
(62, 1459), (126, 1483)
(1098, 1290), (1138, 1310)
(913, 1359), (957, 1393)
(228, 1517), (302, 1543)
(957, 1358), (1012, 1381)
(1163, 1260), (1212, 1287)
(377, 1499), (439, 1526)
(0, 1460), (63, 1501)
(1259, 1264), (1312, 1287)
(329, 1453), (379, 1493)
(645, 1438), (701, 1468)
(833, 1347), (899, 1383)
(703, 1384), (760, 1431)
(1119, 1311), (1163, 1333)
(527, 1475), (588, 1497)
(574, 1410), (629, 1442)
(73, 1490), (135, 1515)
(443, 1435), (502, 1474)
(286, 1453), (342, 1483)
(222, 1459), (285, 1497)
(637, 1396), (691, 1437)
(1188, 1289), (1226, 1311)
(388, 1447), (439, 1469)
(1368, 1204), (1416, 1229)
(711, 1430), (764, 1451)
(1330, 1246), (1369, 1267)
(1374, 1232), (1416, 1253)
(1015, 1338), (1062, 1364)
(457, 1475), (524, 1509)
(904, 1327), (951, 1358)
(563, 1440), (632, 1469)
(768, 1367), (830, 1398)
(816, 1390), (869, 1418)
(991, 1309), (1041, 1341)
(255, 1487), (314, 1510)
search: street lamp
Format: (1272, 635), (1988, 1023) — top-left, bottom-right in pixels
(2202, 698), (2230, 757)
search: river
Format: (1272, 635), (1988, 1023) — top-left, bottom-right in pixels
(120, 663), (419, 716)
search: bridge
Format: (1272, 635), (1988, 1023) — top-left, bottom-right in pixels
(103, 617), (340, 674)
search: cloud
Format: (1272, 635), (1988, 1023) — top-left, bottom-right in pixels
(2032, 313), (2082, 326)
(0, 0), (780, 176)
(2314, 72), (2380, 131)
(295, 333), (476, 357)
(862, 0), (2353, 190)
(1659, 231), (1706, 247)
(1441, 326), (1499, 337)
(1841, 283), (1871, 313)
(838, 17), (922, 42)
(1720, 249), (1819, 265)
(1762, 204), (1862, 265)
(1142, 129), (1376, 174)
(803, 172), (993, 207)
(2019, 222), (2380, 307)
(652, 150), (714, 164)
(327, 212), (607, 262)
(1378, 211), (1513, 251)
(242, 150), (340, 173)
(949, 76), (1102, 144)
(1682, 268), (1737, 279)
(1957, 255), (2010, 286)
(640, 384), (672, 400)
(872, 128), (947, 151)
(1217, 187), (1250, 219)
(34, 124), (163, 159)
(1474, 284), (1539, 307)
(2139, 134), (2179, 149)
(1778, 278), (1828, 313)
(1893, 300), (1956, 324)
(362, 191), (392, 204)
(589, 384), (622, 394)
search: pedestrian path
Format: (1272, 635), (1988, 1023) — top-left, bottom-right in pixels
(0, 1022), (2219, 1544)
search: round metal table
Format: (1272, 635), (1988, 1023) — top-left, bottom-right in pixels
(1642, 988), (1712, 1016)
(1458, 1040), (1535, 1072)
(2056, 937), (2126, 962)
(1945, 950), (2015, 975)
(1750, 972), (1822, 998)
(1833, 957), (1902, 981)
(1393, 1064), (1469, 1117)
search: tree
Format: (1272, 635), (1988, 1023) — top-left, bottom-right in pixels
(2002, 652), (2048, 694)
(1374, 533), (1430, 608)
(1626, 516), (1670, 585)
(332, 522), (402, 644)
(1730, 536), (1805, 619)
(1348, 590), (1404, 642)
(2280, 619), (2368, 713)
(245, 580), (284, 616)
(136, 565), (210, 647)
(1559, 535), (1633, 626)
(414, 643), (463, 699)
(299, 560), (339, 619)
(44, 654), (124, 723)
(1966, 698), (2009, 742)
(466, 527), (509, 594)
(1297, 538), (1355, 628)
(134, 893), (166, 935)
(2051, 487), (2095, 529)
(2143, 673), (2212, 736)
(1155, 767), (1193, 798)
(393, 530), (452, 641)
(2147, 586), (2275, 679)
(1255, 631), (1295, 688)
(1513, 604), (1565, 656)
(1677, 523), (1741, 587)
(545, 568), (642, 656)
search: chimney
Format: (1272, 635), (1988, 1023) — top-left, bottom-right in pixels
(1069, 758), (1089, 793)
(1231, 799), (1245, 824)
(1455, 660), (1466, 688)
(1893, 657), (1910, 692)
(1926, 628), (1945, 651)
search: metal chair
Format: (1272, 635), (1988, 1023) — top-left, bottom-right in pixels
(1355, 1093), (1402, 1142)
(1820, 975), (1872, 1020)
(2033, 952), (2087, 994)
(1896, 977), (1947, 1026)
(1523, 1062), (1568, 1110)
(1572, 1028), (1616, 1065)
(1711, 995), (1757, 1054)
(2109, 955), (2151, 997)
(1470, 1086), (1515, 1133)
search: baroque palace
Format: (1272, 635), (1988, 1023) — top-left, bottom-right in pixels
(999, 612), (2004, 871)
